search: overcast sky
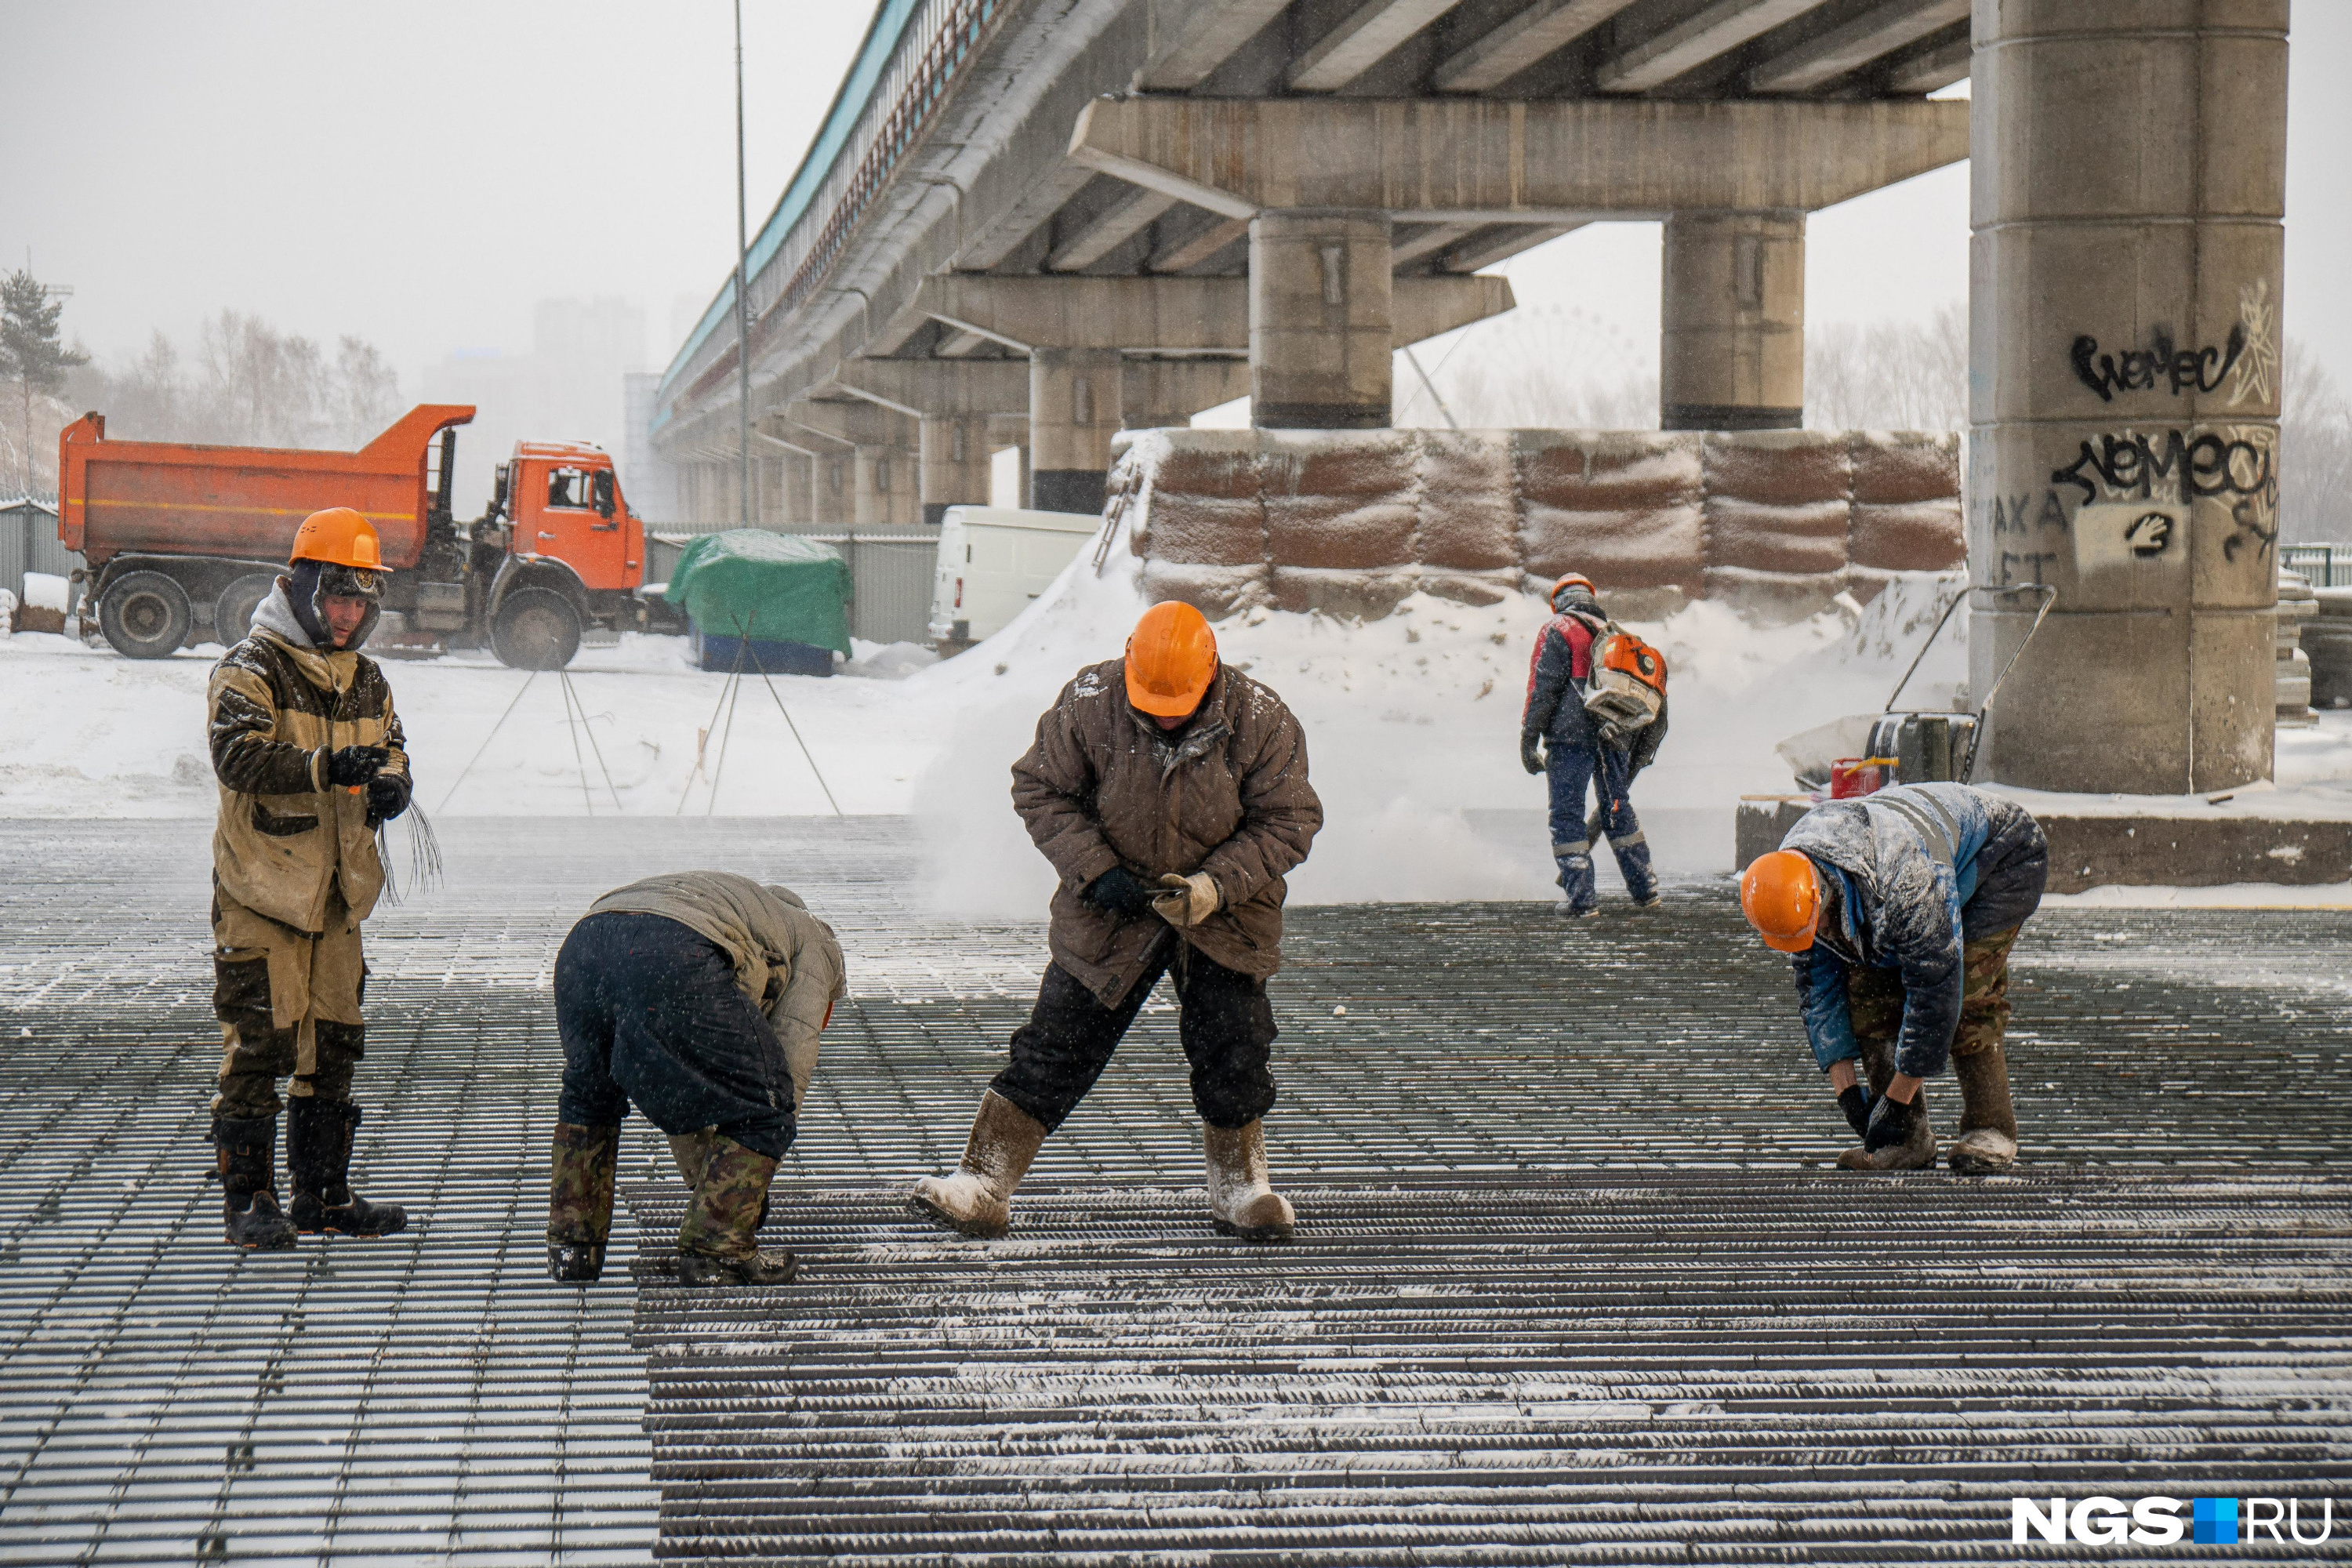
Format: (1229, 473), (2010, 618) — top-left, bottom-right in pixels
(4, 2), (2347, 397)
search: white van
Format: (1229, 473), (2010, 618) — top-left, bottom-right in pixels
(928, 506), (1102, 649)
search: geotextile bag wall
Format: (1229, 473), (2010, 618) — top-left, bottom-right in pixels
(1120, 427), (1960, 623)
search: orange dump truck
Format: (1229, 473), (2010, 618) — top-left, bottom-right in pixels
(58, 405), (646, 667)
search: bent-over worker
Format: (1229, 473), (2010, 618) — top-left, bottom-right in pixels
(1740, 782), (2046, 1174)
(912, 601), (1323, 1242)
(547, 871), (845, 1287)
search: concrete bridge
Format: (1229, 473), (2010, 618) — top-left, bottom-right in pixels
(650, 0), (2291, 797)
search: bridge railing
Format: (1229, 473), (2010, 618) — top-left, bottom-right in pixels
(658, 0), (1007, 432)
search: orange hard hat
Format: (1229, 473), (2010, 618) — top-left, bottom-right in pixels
(1551, 572), (1595, 601)
(290, 507), (385, 571)
(1124, 601), (1218, 717)
(1741, 850), (1824, 953)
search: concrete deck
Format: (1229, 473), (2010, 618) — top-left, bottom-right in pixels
(2, 819), (2347, 1563)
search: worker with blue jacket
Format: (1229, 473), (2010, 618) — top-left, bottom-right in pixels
(1739, 782), (2047, 1173)
(1520, 573), (1664, 915)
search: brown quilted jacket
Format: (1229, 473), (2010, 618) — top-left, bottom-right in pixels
(1011, 659), (1322, 1006)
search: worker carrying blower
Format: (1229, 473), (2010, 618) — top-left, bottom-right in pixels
(546, 871), (846, 1287)
(205, 506), (414, 1250)
(1521, 572), (1668, 915)
(1740, 782), (2047, 1174)
(911, 601), (1323, 1243)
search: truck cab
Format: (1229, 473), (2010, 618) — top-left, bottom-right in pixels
(472, 442), (645, 666)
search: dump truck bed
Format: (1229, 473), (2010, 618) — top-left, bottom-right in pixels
(58, 405), (475, 570)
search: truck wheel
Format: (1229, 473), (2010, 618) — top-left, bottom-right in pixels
(99, 571), (194, 659)
(492, 587), (582, 670)
(214, 575), (275, 645)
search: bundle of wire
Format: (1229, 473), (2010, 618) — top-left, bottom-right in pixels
(375, 800), (445, 906)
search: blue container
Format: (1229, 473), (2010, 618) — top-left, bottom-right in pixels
(688, 620), (835, 677)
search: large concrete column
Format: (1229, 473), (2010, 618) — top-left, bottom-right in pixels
(1970, 2), (2287, 794)
(851, 445), (902, 531)
(1250, 210), (1392, 429)
(1660, 211), (1806, 430)
(920, 414), (991, 528)
(1029, 347), (1123, 514)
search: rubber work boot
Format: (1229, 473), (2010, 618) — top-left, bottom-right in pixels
(1948, 1043), (2020, 1174)
(285, 1099), (408, 1236)
(1203, 1120), (1296, 1242)
(214, 1113), (297, 1251)
(910, 1090), (1047, 1239)
(1836, 1039), (1936, 1171)
(674, 1135), (796, 1287)
(546, 1123), (620, 1283)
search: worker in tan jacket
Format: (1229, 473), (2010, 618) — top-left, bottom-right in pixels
(913, 601), (1323, 1243)
(206, 507), (413, 1250)
(546, 871), (846, 1288)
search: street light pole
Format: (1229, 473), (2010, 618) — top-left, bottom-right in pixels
(734, 0), (753, 528)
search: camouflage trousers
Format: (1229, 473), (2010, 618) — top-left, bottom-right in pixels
(1847, 925), (2019, 1070)
(546, 1123), (778, 1264)
(211, 879), (367, 1119)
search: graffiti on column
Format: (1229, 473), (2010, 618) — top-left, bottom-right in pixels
(2070, 325), (2244, 401)
(2227, 281), (2278, 408)
(2049, 425), (2278, 570)
(1988, 488), (2070, 586)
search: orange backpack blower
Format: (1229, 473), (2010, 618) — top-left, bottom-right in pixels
(1582, 624), (1668, 736)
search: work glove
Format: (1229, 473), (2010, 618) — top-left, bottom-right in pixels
(1836, 1083), (1871, 1139)
(324, 745), (390, 787)
(1083, 866), (1158, 918)
(365, 773), (411, 826)
(1152, 871), (1221, 928)
(1863, 1091), (1923, 1152)
(1519, 732), (1545, 775)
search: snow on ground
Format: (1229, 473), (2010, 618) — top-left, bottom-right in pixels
(9, 516), (2347, 907)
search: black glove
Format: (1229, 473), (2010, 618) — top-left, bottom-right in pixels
(1083, 866), (1158, 917)
(325, 745), (390, 787)
(1837, 1084), (1871, 1138)
(1519, 732), (1545, 775)
(365, 773), (410, 826)
(1864, 1091), (1922, 1152)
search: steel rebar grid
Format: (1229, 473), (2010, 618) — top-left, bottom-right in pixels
(1, 818), (2347, 1565)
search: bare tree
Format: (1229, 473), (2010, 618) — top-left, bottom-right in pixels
(60, 311), (403, 453)
(1805, 303), (1968, 432)
(2280, 339), (2352, 546)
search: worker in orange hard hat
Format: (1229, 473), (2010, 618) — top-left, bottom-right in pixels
(1522, 571), (1667, 916)
(203, 506), (414, 1250)
(1740, 783), (2047, 1174)
(913, 599), (1323, 1243)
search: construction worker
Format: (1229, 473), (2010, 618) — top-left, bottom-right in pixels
(912, 601), (1323, 1243)
(205, 507), (413, 1250)
(1521, 572), (1664, 915)
(1740, 782), (2047, 1174)
(546, 871), (845, 1287)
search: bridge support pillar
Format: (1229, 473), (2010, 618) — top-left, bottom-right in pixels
(1030, 347), (1123, 514)
(1250, 210), (1392, 429)
(1969, 3), (2287, 793)
(921, 415), (992, 528)
(1660, 211), (1806, 431)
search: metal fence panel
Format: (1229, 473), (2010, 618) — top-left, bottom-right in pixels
(2285, 543), (2352, 587)
(1, 498), (70, 607)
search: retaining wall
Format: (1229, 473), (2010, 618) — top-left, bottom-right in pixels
(1116, 428), (1962, 622)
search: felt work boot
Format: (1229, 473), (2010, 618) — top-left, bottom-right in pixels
(1948, 1043), (2020, 1175)
(674, 1135), (796, 1287)
(1203, 1120), (1295, 1242)
(1836, 1038), (1936, 1171)
(911, 1090), (1047, 1239)
(546, 1123), (621, 1283)
(214, 1113), (298, 1251)
(285, 1100), (408, 1236)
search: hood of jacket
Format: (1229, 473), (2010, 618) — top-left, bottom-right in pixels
(248, 580), (363, 694)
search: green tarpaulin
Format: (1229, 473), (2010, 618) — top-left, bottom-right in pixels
(663, 530), (853, 655)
